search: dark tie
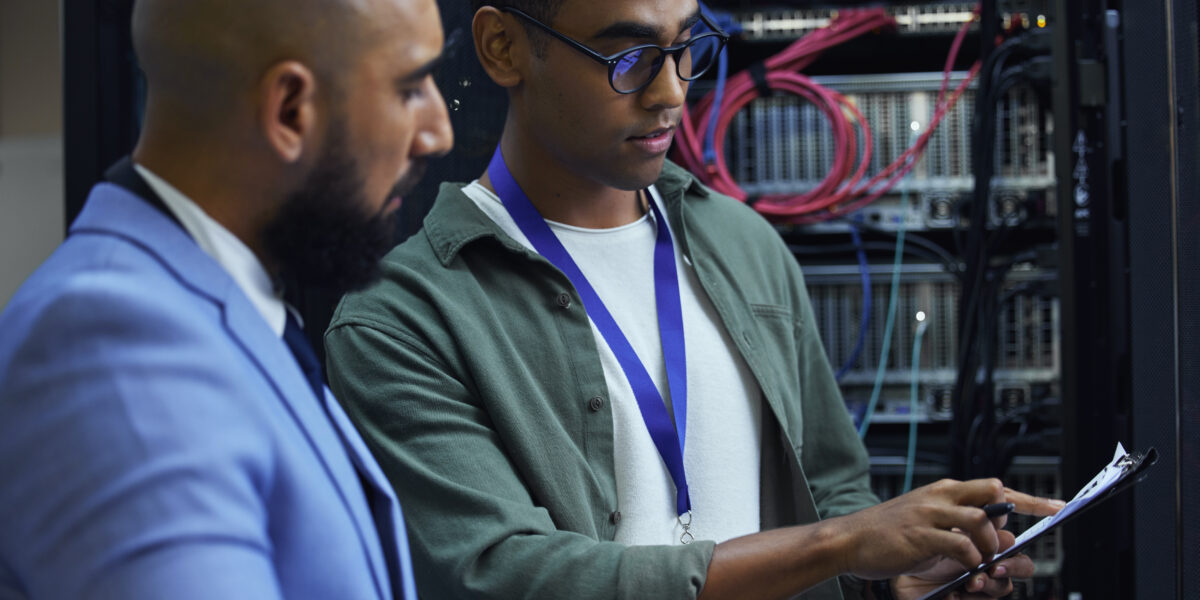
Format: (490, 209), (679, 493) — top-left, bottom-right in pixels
(283, 312), (325, 399)
(283, 312), (411, 596)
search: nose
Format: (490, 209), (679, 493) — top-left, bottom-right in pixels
(414, 77), (454, 159)
(639, 54), (687, 111)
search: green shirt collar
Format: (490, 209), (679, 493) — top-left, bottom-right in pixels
(423, 160), (709, 267)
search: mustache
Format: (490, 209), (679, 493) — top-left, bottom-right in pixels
(388, 160), (429, 202)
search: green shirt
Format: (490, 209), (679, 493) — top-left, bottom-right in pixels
(325, 161), (879, 600)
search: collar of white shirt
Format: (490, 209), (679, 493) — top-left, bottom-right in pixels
(133, 163), (288, 337)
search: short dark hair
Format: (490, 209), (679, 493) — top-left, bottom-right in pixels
(470, 0), (563, 23)
(470, 0), (565, 55)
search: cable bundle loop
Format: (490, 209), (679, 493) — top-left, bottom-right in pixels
(675, 6), (983, 224)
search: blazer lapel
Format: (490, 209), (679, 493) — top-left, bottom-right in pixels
(221, 299), (394, 600)
(321, 389), (418, 600)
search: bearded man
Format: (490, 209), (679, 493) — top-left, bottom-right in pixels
(0, 0), (452, 597)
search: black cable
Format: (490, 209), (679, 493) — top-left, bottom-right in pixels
(952, 33), (1040, 477)
(994, 420), (1031, 476)
(852, 222), (964, 277)
(787, 241), (959, 275)
(976, 277), (1044, 474)
(966, 255), (1046, 477)
(965, 411), (987, 475)
(953, 37), (1014, 477)
(967, 273), (1005, 477)
(972, 269), (1010, 470)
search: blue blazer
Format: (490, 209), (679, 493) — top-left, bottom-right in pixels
(0, 166), (417, 599)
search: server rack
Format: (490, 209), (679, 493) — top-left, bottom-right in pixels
(702, 1), (1193, 597)
(1123, 1), (1199, 599)
(1049, 3), (1133, 598)
(706, 1), (1061, 595)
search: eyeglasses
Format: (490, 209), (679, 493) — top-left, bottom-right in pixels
(502, 7), (729, 95)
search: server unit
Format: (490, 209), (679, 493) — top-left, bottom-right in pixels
(803, 263), (1059, 422)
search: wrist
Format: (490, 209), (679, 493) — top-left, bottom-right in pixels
(812, 515), (858, 576)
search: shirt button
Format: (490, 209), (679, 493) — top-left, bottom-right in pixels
(556, 293), (572, 309)
(588, 396), (605, 412)
(610, 510), (622, 525)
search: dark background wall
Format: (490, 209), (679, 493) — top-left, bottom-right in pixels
(0, 0), (63, 308)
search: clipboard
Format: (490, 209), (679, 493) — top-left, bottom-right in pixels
(916, 443), (1158, 600)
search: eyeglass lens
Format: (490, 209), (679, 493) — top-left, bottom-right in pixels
(611, 34), (722, 93)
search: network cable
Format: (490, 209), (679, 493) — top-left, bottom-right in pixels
(857, 190), (908, 439)
(904, 311), (930, 493)
(698, 3), (742, 166)
(952, 32), (1054, 479)
(857, 128), (920, 438)
(675, 5), (983, 223)
(835, 224), (872, 381)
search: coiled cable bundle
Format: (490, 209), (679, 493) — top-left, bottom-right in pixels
(675, 6), (982, 224)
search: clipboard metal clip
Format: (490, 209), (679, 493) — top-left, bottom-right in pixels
(1116, 453), (1138, 471)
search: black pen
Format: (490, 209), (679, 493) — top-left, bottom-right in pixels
(982, 502), (1016, 518)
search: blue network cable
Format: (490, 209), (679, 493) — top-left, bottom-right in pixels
(703, 48), (729, 165)
(857, 212), (906, 439)
(858, 128), (921, 438)
(836, 224), (872, 381)
(698, 3), (740, 165)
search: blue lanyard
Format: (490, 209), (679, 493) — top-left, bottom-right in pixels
(488, 148), (692, 519)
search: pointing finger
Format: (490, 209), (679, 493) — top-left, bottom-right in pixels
(1004, 487), (1065, 516)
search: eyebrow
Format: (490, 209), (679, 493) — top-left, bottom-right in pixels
(591, 10), (702, 43)
(399, 51), (446, 84)
(398, 28), (461, 83)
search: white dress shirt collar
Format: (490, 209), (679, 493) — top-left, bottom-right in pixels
(133, 163), (288, 337)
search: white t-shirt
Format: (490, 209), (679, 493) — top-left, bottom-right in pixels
(463, 181), (763, 545)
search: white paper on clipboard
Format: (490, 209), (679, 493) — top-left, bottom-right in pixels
(1008, 442), (1128, 548)
(916, 442), (1155, 600)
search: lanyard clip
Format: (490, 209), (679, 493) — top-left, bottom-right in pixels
(678, 510), (695, 545)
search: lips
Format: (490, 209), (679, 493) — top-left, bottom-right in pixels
(628, 126), (676, 155)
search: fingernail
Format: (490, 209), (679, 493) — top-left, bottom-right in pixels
(1049, 499), (1066, 509)
(993, 565), (1007, 577)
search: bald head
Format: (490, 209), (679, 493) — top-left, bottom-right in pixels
(129, 0), (451, 290)
(132, 0), (377, 116)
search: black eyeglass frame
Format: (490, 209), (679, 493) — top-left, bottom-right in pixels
(502, 7), (730, 95)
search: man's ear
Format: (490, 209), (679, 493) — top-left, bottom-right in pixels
(258, 61), (318, 164)
(473, 7), (524, 89)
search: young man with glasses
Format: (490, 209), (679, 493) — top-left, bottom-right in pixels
(325, 1), (1061, 598)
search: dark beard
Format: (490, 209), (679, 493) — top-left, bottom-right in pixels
(262, 139), (398, 296)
